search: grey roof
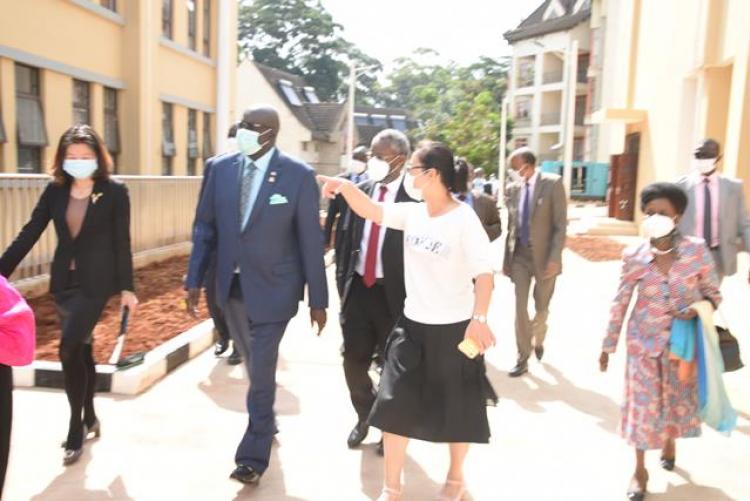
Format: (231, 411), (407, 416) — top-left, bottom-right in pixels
(503, 0), (591, 43)
(254, 62), (345, 142)
(354, 106), (417, 147)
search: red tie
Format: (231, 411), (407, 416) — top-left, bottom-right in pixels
(363, 185), (388, 287)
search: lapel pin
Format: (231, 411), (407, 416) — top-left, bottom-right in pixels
(91, 192), (103, 204)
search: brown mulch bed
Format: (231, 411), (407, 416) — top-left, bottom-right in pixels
(27, 255), (209, 362)
(566, 235), (627, 262)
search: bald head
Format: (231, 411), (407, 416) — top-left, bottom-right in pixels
(242, 105), (280, 132)
(694, 138), (720, 159)
(239, 105), (280, 159)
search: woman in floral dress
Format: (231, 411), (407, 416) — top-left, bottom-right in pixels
(599, 182), (721, 500)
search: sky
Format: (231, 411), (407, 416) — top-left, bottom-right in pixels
(318, 0), (541, 68)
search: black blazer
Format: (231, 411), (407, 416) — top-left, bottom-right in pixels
(338, 178), (414, 319)
(0, 179), (135, 298)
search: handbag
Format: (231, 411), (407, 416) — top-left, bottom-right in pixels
(714, 309), (744, 373)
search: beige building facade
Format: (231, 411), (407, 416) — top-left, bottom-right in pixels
(590, 0), (750, 205)
(0, 0), (237, 176)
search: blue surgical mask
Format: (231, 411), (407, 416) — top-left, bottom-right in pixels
(63, 159), (98, 179)
(236, 128), (269, 156)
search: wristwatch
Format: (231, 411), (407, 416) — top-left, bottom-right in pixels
(472, 314), (487, 324)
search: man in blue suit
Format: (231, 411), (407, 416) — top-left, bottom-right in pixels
(185, 105), (328, 484)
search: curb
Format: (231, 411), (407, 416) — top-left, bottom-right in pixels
(12, 319), (216, 395)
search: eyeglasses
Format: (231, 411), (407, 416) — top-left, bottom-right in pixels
(406, 163), (428, 176)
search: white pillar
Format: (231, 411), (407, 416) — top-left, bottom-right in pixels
(215, 0), (231, 154)
(562, 40), (578, 199)
(499, 96), (509, 206)
(346, 62), (356, 163)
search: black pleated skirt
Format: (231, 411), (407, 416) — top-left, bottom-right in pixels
(368, 317), (497, 443)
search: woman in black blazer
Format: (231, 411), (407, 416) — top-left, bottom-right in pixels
(0, 124), (137, 465)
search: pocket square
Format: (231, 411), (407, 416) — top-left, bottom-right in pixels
(269, 193), (289, 205)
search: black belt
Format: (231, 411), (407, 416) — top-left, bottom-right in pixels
(357, 273), (384, 286)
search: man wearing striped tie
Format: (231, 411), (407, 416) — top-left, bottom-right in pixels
(503, 148), (567, 377)
(676, 138), (750, 284)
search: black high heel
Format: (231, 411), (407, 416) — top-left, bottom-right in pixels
(660, 455), (676, 471)
(63, 447), (83, 466)
(627, 472), (649, 501)
(60, 420), (101, 448)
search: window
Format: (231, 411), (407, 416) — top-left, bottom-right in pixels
(371, 114), (388, 127)
(390, 115), (407, 131)
(162, 103), (175, 175)
(0, 107), (6, 144)
(518, 58), (535, 87)
(104, 88), (120, 170)
(100, 0), (116, 11)
(303, 87), (319, 103)
(575, 95), (587, 125)
(187, 1), (197, 51)
(15, 64), (47, 173)
(573, 137), (585, 161)
(202, 0), (211, 56)
(186, 109), (198, 175)
(279, 80), (302, 106)
(72, 80), (90, 125)
(202, 112), (213, 159)
(515, 137), (529, 149)
(162, 0), (173, 39)
(354, 113), (369, 126)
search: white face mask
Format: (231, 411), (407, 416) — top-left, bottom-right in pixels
(349, 159), (367, 175)
(366, 157), (391, 182)
(693, 158), (717, 175)
(236, 128), (269, 156)
(403, 170), (427, 201)
(63, 159), (98, 179)
(641, 214), (676, 240)
(509, 165), (529, 183)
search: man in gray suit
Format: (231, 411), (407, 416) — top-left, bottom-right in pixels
(503, 148), (567, 377)
(676, 138), (750, 283)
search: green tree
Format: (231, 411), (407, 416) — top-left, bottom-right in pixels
(238, 0), (381, 102)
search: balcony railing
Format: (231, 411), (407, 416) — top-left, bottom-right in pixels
(517, 75), (535, 88)
(540, 112), (561, 126)
(0, 174), (202, 282)
(543, 70), (563, 84)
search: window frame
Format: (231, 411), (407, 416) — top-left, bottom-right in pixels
(15, 63), (47, 173)
(72, 79), (91, 126)
(202, 0), (211, 57)
(187, 109), (199, 175)
(162, 102), (175, 175)
(202, 111), (213, 160)
(104, 87), (120, 169)
(187, 0), (197, 51)
(162, 0), (173, 39)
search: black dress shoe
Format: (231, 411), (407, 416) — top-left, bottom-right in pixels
(347, 421), (369, 448)
(509, 361), (528, 378)
(230, 465), (261, 484)
(227, 347), (242, 366)
(534, 345), (544, 361)
(214, 338), (229, 357)
(660, 456), (675, 471)
(376, 438), (384, 456)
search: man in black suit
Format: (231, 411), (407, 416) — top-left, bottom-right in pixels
(337, 129), (414, 455)
(324, 145), (369, 297)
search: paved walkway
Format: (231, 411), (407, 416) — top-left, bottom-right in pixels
(5, 247), (750, 500)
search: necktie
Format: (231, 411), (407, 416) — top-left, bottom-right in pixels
(703, 178), (712, 246)
(458, 194), (466, 201)
(239, 160), (258, 229)
(363, 185), (388, 287)
(521, 182), (531, 246)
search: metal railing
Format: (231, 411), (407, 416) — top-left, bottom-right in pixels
(0, 174), (202, 281)
(514, 116), (532, 128)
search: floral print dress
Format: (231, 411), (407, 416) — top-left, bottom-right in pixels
(603, 236), (721, 449)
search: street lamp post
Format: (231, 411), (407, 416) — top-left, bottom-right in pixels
(346, 62), (379, 166)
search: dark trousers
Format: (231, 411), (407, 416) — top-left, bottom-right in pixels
(341, 277), (396, 422)
(223, 276), (288, 474)
(0, 364), (11, 497)
(54, 272), (107, 449)
(204, 263), (230, 343)
(510, 243), (557, 362)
